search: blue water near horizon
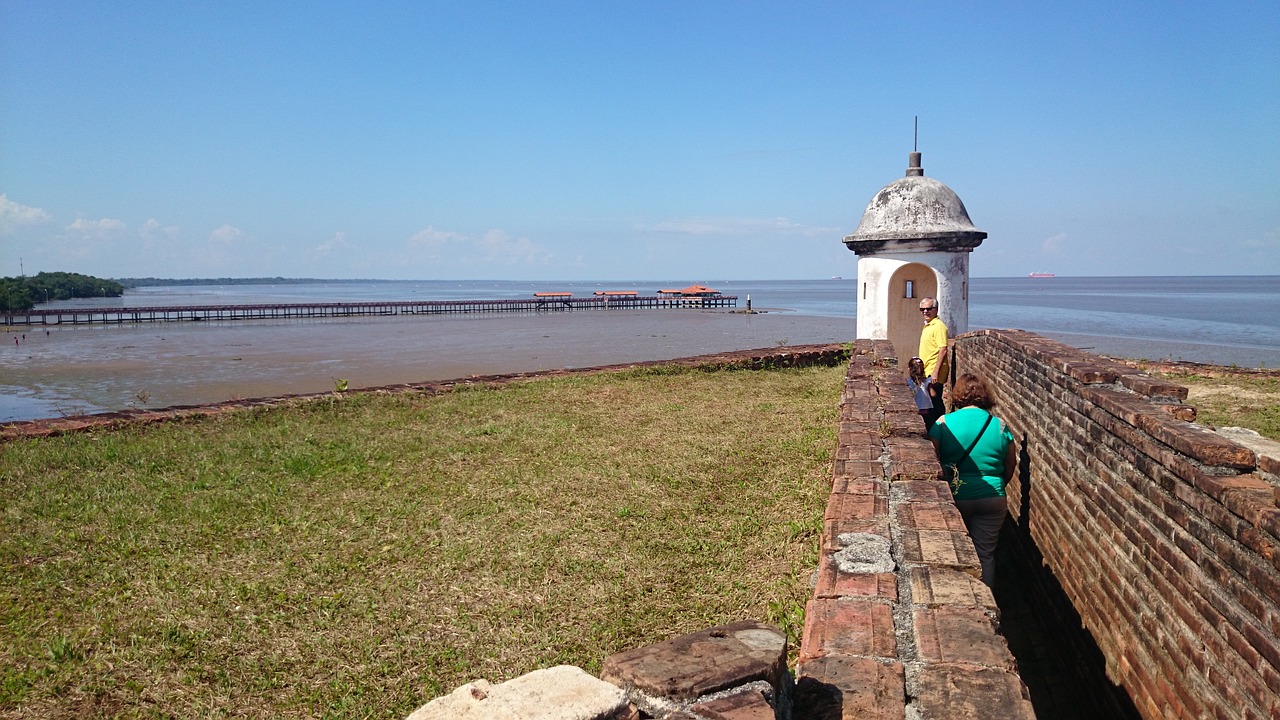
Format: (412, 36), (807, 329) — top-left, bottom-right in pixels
(44, 275), (1280, 363)
(97, 275), (1279, 356)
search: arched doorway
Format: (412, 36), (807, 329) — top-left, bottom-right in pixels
(887, 263), (937, 363)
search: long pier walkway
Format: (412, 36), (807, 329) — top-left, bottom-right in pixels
(2, 295), (738, 326)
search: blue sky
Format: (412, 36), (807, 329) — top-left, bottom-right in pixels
(2, 1), (1277, 281)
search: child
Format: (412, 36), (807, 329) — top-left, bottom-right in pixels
(906, 357), (932, 424)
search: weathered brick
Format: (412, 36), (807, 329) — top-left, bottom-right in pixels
(907, 566), (996, 610)
(891, 481), (952, 504)
(824, 492), (888, 522)
(822, 518), (890, 552)
(689, 687), (776, 720)
(912, 665), (1035, 720)
(830, 475), (886, 494)
(898, 529), (981, 574)
(893, 501), (967, 533)
(886, 460), (940, 481)
(601, 621), (786, 704)
(799, 598), (896, 661)
(835, 441), (881, 462)
(794, 656), (906, 720)
(913, 607), (1016, 670)
(813, 559), (897, 601)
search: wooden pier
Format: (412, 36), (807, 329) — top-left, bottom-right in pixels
(2, 294), (738, 326)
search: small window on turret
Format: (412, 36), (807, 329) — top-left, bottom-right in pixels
(862, 283), (867, 300)
(905, 280), (914, 298)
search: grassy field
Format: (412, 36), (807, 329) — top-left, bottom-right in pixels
(3, 354), (1275, 719)
(0, 364), (844, 719)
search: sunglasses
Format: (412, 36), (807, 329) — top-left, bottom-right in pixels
(919, 307), (936, 313)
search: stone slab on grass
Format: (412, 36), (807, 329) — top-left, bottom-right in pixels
(405, 665), (635, 720)
(600, 620), (787, 713)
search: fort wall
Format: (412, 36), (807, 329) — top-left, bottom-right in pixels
(951, 329), (1280, 720)
(794, 340), (1036, 719)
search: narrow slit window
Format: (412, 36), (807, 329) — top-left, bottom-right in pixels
(905, 280), (914, 298)
(862, 282), (867, 300)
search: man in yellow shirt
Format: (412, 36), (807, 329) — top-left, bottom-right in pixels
(918, 297), (949, 428)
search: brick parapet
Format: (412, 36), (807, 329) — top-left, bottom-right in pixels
(793, 340), (1035, 719)
(953, 328), (1280, 720)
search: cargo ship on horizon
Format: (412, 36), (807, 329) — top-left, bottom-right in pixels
(1028, 272), (1056, 278)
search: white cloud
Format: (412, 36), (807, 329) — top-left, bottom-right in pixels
(475, 229), (552, 265)
(408, 226), (466, 249)
(65, 216), (127, 239)
(140, 218), (180, 240)
(1242, 227), (1279, 249)
(209, 224), (245, 244)
(0, 195), (52, 230)
(648, 215), (837, 238)
(314, 231), (351, 255)
(1042, 232), (1067, 255)
(406, 226), (551, 267)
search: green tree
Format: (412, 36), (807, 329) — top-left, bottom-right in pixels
(0, 272), (124, 311)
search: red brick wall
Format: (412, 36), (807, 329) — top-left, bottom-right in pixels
(953, 329), (1280, 720)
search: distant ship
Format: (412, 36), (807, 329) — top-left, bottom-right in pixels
(1028, 272), (1055, 278)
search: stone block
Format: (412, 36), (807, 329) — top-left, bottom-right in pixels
(911, 664), (1035, 720)
(832, 459), (884, 479)
(688, 686), (776, 720)
(1159, 403), (1198, 422)
(405, 665), (634, 720)
(893, 501), (967, 532)
(887, 461), (941, 482)
(907, 567), (996, 610)
(1118, 372), (1189, 401)
(825, 532), (894, 575)
(1135, 411), (1256, 469)
(912, 607), (1016, 670)
(813, 557), (898, 601)
(824, 491), (888, 522)
(892, 479), (953, 502)
(600, 621), (786, 709)
(830, 475), (886, 495)
(822, 518), (890, 552)
(898, 529), (981, 574)
(794, 656), (905, 720)
(884, 413), (925, 437)
(799, 598), (896, 661)
(884, 437), (937, 461)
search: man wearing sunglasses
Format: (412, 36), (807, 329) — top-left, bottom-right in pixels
(918, 298), (949, 428)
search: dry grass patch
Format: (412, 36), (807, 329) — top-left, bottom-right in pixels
(1, 363), (843, 719)
(1144, 368), (1280, 442)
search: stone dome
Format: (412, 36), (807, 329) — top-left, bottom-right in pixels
(843, 152), (986, 249)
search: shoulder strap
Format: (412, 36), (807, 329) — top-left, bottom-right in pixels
(954, 412), (994, 469)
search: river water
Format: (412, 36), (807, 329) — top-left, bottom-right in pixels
(3, 276), (1277, 422)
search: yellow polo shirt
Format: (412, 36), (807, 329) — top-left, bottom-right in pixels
(919, 316), (949, 383)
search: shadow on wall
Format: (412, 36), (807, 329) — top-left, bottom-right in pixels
(995, 431), (1142, 719)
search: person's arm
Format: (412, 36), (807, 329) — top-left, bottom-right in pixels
(932, 344), (948, 384)
(1002, 435), (1017, 484)
(928, 417), (944, 454)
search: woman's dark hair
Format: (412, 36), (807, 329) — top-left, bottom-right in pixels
(950, 373), (996, 410)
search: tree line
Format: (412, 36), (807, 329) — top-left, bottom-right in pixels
(1, 272), (124, 311)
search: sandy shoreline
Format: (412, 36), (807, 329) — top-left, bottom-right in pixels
(2, 310), (853, 421)
(5, 306), (1276, 424)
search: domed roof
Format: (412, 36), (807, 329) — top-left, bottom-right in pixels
(844, 152), (986, 249)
